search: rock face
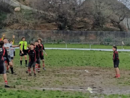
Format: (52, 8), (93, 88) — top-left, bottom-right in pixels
(14, 7), (21, 12)
(1, 0), (55, 17)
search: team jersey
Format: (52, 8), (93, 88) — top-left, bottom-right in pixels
(35, 45), (40, 59)
(28, 49), (36, 62)
(4, 43), (12, 56)
(0, 47), (5, 63)
(113, 51), (119, 61)
(19, 41), (28, 50)
(38, 44), (45, 52)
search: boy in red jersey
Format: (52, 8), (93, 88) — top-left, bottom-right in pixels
(113, 46), (120, 78)
(38, 39), (47, 71)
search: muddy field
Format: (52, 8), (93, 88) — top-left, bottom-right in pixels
(1, 66), (130, 95)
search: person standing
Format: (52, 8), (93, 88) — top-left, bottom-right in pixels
(19, 37), (28, 67)
(113, 46), (120, 78)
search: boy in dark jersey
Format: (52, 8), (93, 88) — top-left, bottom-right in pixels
(113, 46), (120, 78)
(38, 39), (47, 70)
(34, 41), (40, 71)
(27, 43), (36, 76)
(0, 41), (10, 88)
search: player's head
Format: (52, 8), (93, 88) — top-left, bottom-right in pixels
(0, 41), (4, 48)
(10, 40), (13, 44)
(3, 38), (8, 43)
(30, 43), (35, 50)
(21, 37), (25, 41)
(38, 39), (42, 44)
(113, 46), (117, 51)
(35, 41), (38, 45)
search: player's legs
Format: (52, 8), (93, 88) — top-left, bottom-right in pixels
(4, 61), (9, 73)
(40, 52), (45, 70)
(114, 61), (120, 78)
(20, 56), (23, 66)
(24, 54), (27, 67)
(9, 61), (15, 74)
(32, 62), (36, 76)
(28, 62), (32, 76)
(3, 74), (8, 86)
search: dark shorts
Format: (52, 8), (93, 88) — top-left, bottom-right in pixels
(20, 50), (27, 56)
(36, 58), (40, 64)
(11, 57), (14, 60)
(114, 60), (119, 68)
(28, 62), (36, 68)
(14, 51), (15, 56)
(40, 51), (44, 60)
(4, 56), (11, 64)
(0, 62), (6, 74)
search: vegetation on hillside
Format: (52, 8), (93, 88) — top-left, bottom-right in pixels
(0, 0), (130, 31)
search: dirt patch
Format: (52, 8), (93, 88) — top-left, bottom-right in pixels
(2, 66), (130, 95)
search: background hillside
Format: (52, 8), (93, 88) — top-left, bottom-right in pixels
(0, 0), (130, 31)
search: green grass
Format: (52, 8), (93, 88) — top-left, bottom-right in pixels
(0, 88), (130, 98)
(14, 49), (130, 69)
(44, 50), (130, 69)
(3, 48), (130, 97)
(44, 43), (130, 49)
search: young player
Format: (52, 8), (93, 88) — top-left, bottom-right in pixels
(9, 39), (19, 63)
(27, 43), (36, 76)
(113, 46), (120, 78)
(34, 41), (40, 71)
(3, 38), (18, 74)
(38, 39), (47, 70)
(0, 41), (10, 88)
(19, 37), (28, 67)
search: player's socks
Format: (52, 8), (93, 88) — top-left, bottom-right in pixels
(10, 67), (14, 74)
(38, 66), (40, 72)
(25, 60), (27, 67)
(5, 80), (8, 85)
(117, 74), (120, 78)
(35, 64), (38, 70)
(6, 66), (9, 73)
(20, 60), (22, 66)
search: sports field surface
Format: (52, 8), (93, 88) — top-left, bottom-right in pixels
(1, 44), (130, 98)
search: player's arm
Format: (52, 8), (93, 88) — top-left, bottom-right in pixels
(4, 48), (9, 62)
(43, 44), (47, 56)
(115, 52), (118, 60)
(12, 45), (20, 48)
(19, 42), (23, 54)
(1, 34), (5, 40)
(12, 35), (15, 45)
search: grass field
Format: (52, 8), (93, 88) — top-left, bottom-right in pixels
(0, 46), (130, 98)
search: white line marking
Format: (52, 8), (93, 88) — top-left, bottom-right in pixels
(85, 70), (89, 73)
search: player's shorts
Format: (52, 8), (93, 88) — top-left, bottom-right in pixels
(40, 51), (44, 60)
(0, 62), (6, 74)
(113, 60), (119, 68)
(4, 56), (11, 64)
(14, 51), (15, 56)
(20, 50), (27, 56)
(36, 58), (40, 64)
(28, 62), (36, 68)
(11, 57), (14, 60)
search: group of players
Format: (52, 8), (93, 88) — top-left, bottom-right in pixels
(0, 35), (46, 88)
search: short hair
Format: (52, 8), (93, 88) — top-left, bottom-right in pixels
(35, 40), (38, 43)
(0, 41), (4, 48)
(3, 38), (8, 40)
(113, 45), (117, 50)
(21, 37), (25, 40)
(30, 43), (34, 46)
(38, 38), (42, 42)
